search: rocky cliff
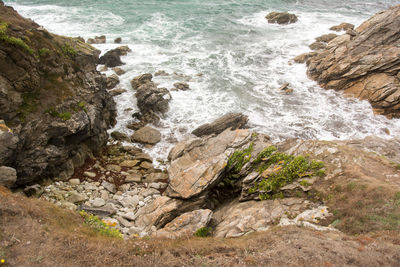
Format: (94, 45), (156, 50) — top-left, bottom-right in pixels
(306, 4), (400, 118)
(0, 2), (116, 186)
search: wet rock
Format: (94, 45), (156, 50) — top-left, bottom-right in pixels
(114, 45), (131, 56)
(172, 82), (190, 91)
(106, 74), (120, 89)
(87, 35), (106, 44)
(109, 88), (127, 97)
(329, 22), (354, 32)
(99, 49), (124, 67)
(315, 33), (338, 43)
(192, 113), (249, 137)
(112, 67), (126, 76)
(114, 37), (122, 44)
(293, 52), (316, 64)
(110, 131), (130, 142)
(306, 5), (400, 118)
(309, 41), (327, 51)
(130, 74), (153, 90)
(131, 126), (161, 145)
(153, 209), (213, 239)
(154, 70), (169, 76)
(265, 12), (298, 24)
(0, 166), (17, 188)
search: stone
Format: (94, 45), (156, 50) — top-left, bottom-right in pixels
(173, 82), (190, 91)
(23, 184), (43, 198)
(92, 198), (106, 207)
(309, 41), (327, 51)
(265, 12), (298, 24)
(119, 196), (140, 208)
(140, 161), (153, 170)
(329, 22), (354, 32)
(134, 152), (153, 162)
(293, 52), (316, 64)
(117, 216), (132, 228)
(99, 49), (124, 67)
(114, 37), (122, 44)
(69, 179), (80, 185)
(106, 74), (120, 89)
(0, 166), (17, 188)
(153, 209), (213, 239)
(130, 74), (153, 90)
(110, 131), (130, 142)
(115, 46), (131, 56)
(154, 70), (169, 76)
(102, 181), (116, 193)
(306, 5), (400, 118)
(106, 164), (121, 173)
(120, 160), (140, 168)
(83, 172), (96, 178)
(315, 33), (338, 43)
(131, 126), (161, 145)
(125, 173), (142, 183)
(192, 113), (249, 137)
(87, 35), (106, 44)
(67, 191), (88, 204)
(144, 172), (168, 183)
(112, 67), (126, 76)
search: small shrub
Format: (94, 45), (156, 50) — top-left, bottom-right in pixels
(61, 44), (77, 58)
(300, 179), (312, 187)
(79, 210), (122, 239)
(227, 142), (253, 173)
(194, 227), (211, 237)
(46, 107), (71, 121)
(0, 21), (34, 54)
(39, 48), (51, 57)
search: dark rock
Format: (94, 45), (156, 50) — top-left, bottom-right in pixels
(0, 166), (17, 188)
(110, 131), (130, 142)
(106, 74), (120, 89)
(98, 49), (124, 68)
(172, 82), (190, 91)
(192, 113), (249, 137)
(109, 88), (127, 97)
(114, 45), (131, 56)
(155, 70), (169, 76)
(87, 35), (106, 44)
(329, 22), (354, 32)
(114, 37), (122, 44)
(131, 126), (161, 145)
(112, 67), (126, 76)
(23, 184), (43, 197)
(266, 12), (298, 24)
(130, 73), (153, 90)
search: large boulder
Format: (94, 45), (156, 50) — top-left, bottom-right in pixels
(165, 129), (270, 199)
(152, 209), (213, 239)
(131, 126), (161, 145)
(265, 12), (298, 24)
(192, 113), (248, 137)
(98, 49), (124, 67)
(0, 3), (116, 185)
(306, 5), (400, 118)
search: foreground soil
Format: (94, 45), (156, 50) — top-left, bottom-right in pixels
(1, 187), (400, 267)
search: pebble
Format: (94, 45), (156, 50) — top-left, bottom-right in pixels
(69, 179), (80, 185)
(84, 171), (96, 178)
(92, 198), (106, 207)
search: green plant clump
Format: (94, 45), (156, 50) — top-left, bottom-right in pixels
(79, 210), (123, 239)
(39, 47), (51, 57)
(249, 146), (325, 200)
(0, 22), (34, 54)
(194, 227), (211, 237)
(227, 142), (253, 173)
(61, 44), (77, 58)
(46, 107), (71, 121)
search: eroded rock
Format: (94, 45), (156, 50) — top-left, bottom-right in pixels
(192, 113), (249, 137)
(266, 12), (298, 24)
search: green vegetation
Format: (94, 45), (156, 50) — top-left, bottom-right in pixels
(39, 48), (51, 57)
(227, 142), (253, 172)
(0, 21), (34, 54)
(248, 146), (325, 200)
(17, 90), (40, 121)
(299, 179), (312, 187)
(79, 210), (122, 239)
(60, 44), (77, 58)
(46, 107), (71, 121)
(193, 227), (211, 237)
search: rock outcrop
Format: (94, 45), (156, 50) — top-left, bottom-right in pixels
(306, 5), (400, 118)
(0, 2), (116, 185)
(191, 113), (249, 137)
(265, 12), (298, 24)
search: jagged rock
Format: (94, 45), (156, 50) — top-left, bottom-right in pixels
(0, 166), (16, 188)
(329, 22), (354, 32)
(293, 52), (316, 64)
(77, 205), (116, 217)
(172, 82), (190, 91)
(101, 181), (116, 193)
(114, 37), (122, 44)
(154, 70), (169, 76)
(112, 67), (126, 76)
(144, 172), (168, 183)
(130, 74), (153, 89)
(133, 196), (206, 232)
(114, 46), (131, 56)
(213, 198), (315, 238)
(87, 35), (106, 44)
(131, 126), (161, 145)
(309, 41), (327, 51)
(110, 131), (130, 142)
(120, 160), (140, 168)
(125, 173), (141, 183)
(67, 191), (88, 204)
(315, 33), (338, 43)
(192, 113), (249, 137)
(265, 12), (298, 24)
(99, 49), (124, 67)
(306, 5), (400, 118)
(92, 198), (106, 207)
(153, 209), (213, 238)
(0, 3), (116, 186)
(109, 88), (127, 97)
(165, 129), (270, 199)
(23, 184), (43, 197)
(106, 74), (120, 89)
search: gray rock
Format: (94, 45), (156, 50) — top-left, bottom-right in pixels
(84, 172), (97, 178)
(0, 166), (17, 188)
(106, 74), (120, 89)
(173, 82), (190, 91)
(131, 126), (161, 145)
(92, 197), (106, 207)
(102, 181), (116, 193)
(110, 131), (130, 142)
(192, 113), (248, 137)
(266, 12), (298, 24)
(119, 196), (140, 208)
(67, 191), (88, 204)
(69, 179), (80, 185)
(125, 173), (142, 183)
(23, 184), (43, 197)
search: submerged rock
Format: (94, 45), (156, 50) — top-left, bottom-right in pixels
(265, 12), (298, 24)
(192, 113), (249, 137)
(307, 5), (400, 118)
(87, 35), (106, 44)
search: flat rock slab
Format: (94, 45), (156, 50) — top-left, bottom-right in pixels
(131, 126), (161, 145)
(192, 112), (248, 137)
(153, 209), (213, 239)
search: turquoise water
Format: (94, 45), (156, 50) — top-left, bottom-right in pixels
(5, 0), (400, 161)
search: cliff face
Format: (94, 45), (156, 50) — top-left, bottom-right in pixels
(0, 2), (116, 186)
(306, 5), (400, 118)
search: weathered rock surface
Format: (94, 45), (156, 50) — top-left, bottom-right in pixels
(131, 126), (161, 145)
(87, 35), (106, 44)
(98, 49), (124, 67)
(213, 198), (315, 238)
(153, 209), (213, 238)
(306, 5), (400, 118)
(192, 113), (249, 137)
(265, 12), (298, 24)
(172, 82), (190, 91)
(0, 166), (17, 188)
(0, 3), (116, 185)
(106, 74), (120, 89)
(166, 129), (270, 199)
(329, 22), (354, 32)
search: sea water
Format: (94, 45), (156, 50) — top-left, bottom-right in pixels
(5, 0), (400, 162)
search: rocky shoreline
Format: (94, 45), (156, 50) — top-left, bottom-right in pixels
(1, 0), (400, 245)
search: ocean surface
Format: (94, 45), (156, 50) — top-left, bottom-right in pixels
(5, 0), (400, 163)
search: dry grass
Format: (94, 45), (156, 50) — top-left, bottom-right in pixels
(1, 187), (400, 266)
